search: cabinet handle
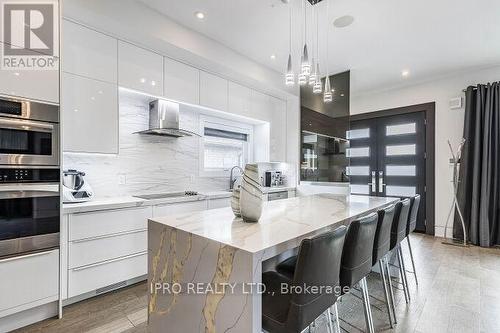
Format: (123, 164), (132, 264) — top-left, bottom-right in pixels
(0, 249), (54, 263)
(71, 228), (147, 243)
(379, 171), (386, 193)
(368, 171), (377, 193)
(71, 251), (147, 271)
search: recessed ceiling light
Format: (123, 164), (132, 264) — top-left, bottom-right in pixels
(195, 11), (205, 20)
(333, 15), (354, 28)
(140, 78), (146, 83)
(270, 54), (276, 60)
(402, 70), (410, 77)
(13, 72), (20, 76)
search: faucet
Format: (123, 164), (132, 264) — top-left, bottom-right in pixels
(229, 166), (244, 190)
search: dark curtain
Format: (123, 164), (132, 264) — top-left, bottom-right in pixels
(455, 83), (500, 247)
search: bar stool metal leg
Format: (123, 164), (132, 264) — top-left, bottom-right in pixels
(379, 258), (394, 328)
(360, 277), (375, 333)
(397, 245), (411, 303)
(384, 256), (397, 324)
(334, 302), (341, 333)
(407, 236), (418, 285)
(326, 309), (335, 333)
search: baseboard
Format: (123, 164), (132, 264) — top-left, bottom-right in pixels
(0, 301), (58, 332)
(63, 275), (147, 307)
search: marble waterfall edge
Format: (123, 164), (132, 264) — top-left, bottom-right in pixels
(239, 164), (263, 222)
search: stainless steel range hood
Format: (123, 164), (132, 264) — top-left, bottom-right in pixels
(135, 99), (200, 137)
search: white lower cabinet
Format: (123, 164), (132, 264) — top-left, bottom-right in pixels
(207, 197), (231, 209)
(153, 200), (207, 217)
(69, 230), (147, 269)
(0, 250), (59, 318)
(68, 252), (146, 298)
(69, 206), (151, 241)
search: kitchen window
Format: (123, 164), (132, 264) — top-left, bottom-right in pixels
(199, 116), (253, 177)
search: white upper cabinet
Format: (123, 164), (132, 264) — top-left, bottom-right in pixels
(0, 65), (59, 104)
(250, 89), (272, 122)
(163, 57), (199, 105)
(228, 81), (251, 117)
(62, 20), (117, 83)
(62, 72), (118, 154)
(200, 71), (228, 111)
(118, 41), (163, 95)
(269, 96), (287, 162)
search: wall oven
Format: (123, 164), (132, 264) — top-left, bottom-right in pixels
(0, 96), (59, 166)
(0, 96), (60, 259)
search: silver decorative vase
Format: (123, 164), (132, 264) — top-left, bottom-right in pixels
(231, 187), (241, 217)
(239, 164), (263, 223)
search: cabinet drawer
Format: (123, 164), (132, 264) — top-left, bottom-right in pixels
(0, 250), (58, 315)
(69, 206), (152, 241)
(153, 200), (207, 218)
(68, 252), (147, 298)
(69, 230), (147, 269)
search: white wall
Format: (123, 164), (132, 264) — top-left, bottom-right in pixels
(351, 64), (500, 237)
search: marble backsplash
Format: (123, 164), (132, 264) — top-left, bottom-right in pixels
(63, 91), (296, 198)
(63, 92), (228, 198)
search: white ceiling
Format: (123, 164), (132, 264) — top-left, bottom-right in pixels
(138, 0), (500, 95)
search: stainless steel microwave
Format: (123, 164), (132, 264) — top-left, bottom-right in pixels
(0, 96), (59, 166)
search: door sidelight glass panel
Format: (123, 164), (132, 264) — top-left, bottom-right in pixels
(386, 123), (416, 136)
(386, 165), (416, 176)
(386, 185), (416, 197)
(346, 147), (370, 157)
(346, 128), (370, 139)
(386, 144), (416, 156)
(346, 166), (370, 176)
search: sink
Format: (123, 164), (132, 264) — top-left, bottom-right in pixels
(133, 191), (199, 200)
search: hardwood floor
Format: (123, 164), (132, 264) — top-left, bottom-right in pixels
(15, 234), (500, 333)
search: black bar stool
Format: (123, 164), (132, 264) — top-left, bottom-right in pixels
(262, 225), (347, 333)
(372, 204), (397, 327)
(340, 212), (379, 333)
(405, 195), (421, 285)
(389, 198), (412, 303)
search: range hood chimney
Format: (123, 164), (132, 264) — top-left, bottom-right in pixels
(136, 99), (200, 137)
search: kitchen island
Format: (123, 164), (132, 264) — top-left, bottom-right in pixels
(147, 193), (398, 333)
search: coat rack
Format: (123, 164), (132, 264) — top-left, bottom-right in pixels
(442, 138), (469, 247)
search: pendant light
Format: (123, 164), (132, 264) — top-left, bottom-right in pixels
(308, 5), (316, 85)
(312, 6), (322, 93)
(300, 0), (310, 76)
(323, 0), (332, 103)
(285, 2), (294, 86)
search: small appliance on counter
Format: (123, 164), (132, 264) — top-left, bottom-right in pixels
(62, 169), (94, 203)
(264, 170), (284, 187)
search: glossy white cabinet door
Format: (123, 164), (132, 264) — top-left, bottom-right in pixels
(0, 42), (59, 103)
(118, 41), (163, 95)
(250, 89), (272, 122)
(269, 96), (287, 162)
(62, 72), (118, 153)
(62, 20), (117, 83)
(163, 57), (199, 105)
(200, 71), (228, 111)
(228, 81), (251, 117)
(0, 250), (58, 317)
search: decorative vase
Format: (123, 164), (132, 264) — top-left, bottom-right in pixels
(239, 164), (263, 223)
(231, 188), (241, 217)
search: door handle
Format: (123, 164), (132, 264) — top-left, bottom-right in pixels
(368, 171), (377, 193)
(379, 171), (386, 193)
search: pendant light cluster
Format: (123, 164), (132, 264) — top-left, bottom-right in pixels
(285, 0), (333, 103)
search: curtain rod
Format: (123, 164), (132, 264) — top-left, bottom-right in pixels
(462, 87), (478, 93)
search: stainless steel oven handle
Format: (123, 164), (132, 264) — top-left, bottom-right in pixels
(0, 117), (55, 132)
(0, 184), (59, 199)
(0, 250), (53, 263)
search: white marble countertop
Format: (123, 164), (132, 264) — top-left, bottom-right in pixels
(62, 191), (232, 214)
(150, 193), (398, 254)
(62, 187), (297, 214)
